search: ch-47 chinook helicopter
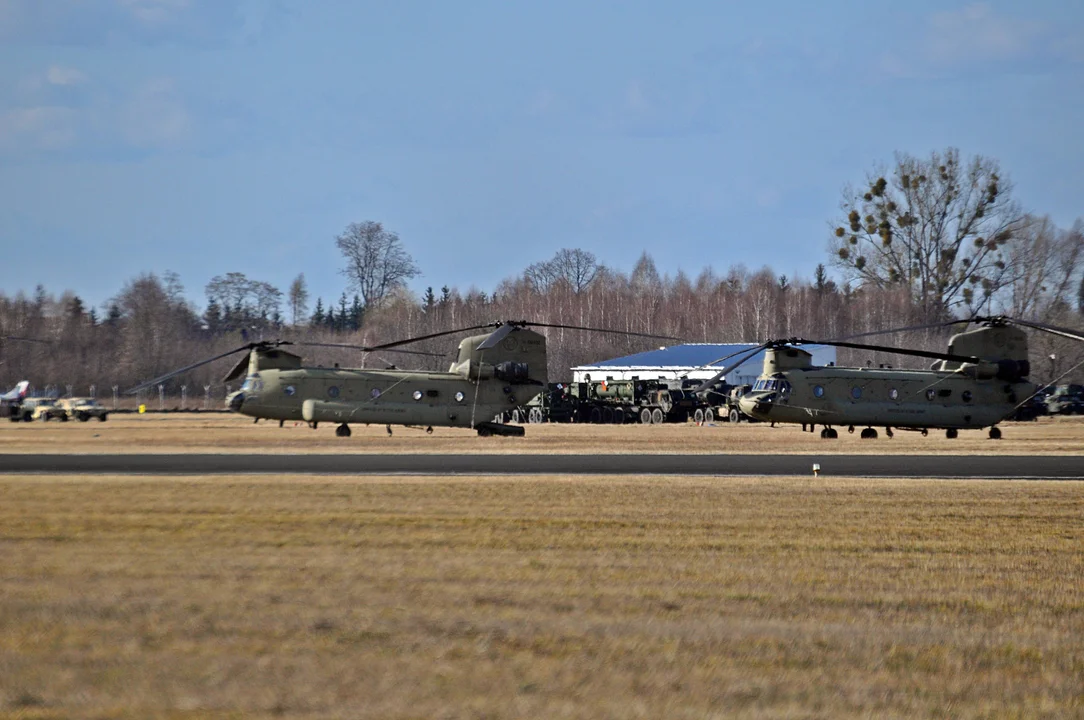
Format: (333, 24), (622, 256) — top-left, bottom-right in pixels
(127, 321), (677, 437)
(691, 316), (1084, 440)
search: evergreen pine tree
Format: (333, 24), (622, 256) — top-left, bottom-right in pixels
(311, 298), (325, 326)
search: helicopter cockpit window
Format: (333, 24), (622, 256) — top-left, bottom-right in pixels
(283, 385), (296, 396)
(412, 390), (423, 401)
(754, 379), (782, 392)
(779, 381), (791, 395)
(889, 388), (899, 400)
(327, 386), (340, 399)
(813, 385), (825, 398)
(851, 386), (862, 400)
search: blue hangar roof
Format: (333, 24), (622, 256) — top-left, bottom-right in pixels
(575, 343), (835, 372)
(582, 344), (760, 368)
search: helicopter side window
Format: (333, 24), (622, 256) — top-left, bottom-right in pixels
(412, 390), (423, 401)
(454, 391), (465, 403)
(284, 385), (296, 396)
(962, 390), (973, 402)
(327, 386), (340, 399)
(371, 388), (382, 399)
(926, 389), (936, 401)
(851, 386), (862, 400)
(813, 385), (825, 398)
(889, 388), (899, 401)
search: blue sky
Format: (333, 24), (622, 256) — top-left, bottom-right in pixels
(1, 0), (1082, 311)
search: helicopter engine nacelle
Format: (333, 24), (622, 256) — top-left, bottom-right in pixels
(765, 347), (814, 373)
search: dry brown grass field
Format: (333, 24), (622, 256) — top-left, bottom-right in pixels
(1, 474), (1082, 718)
(1, 412), (1084, 454)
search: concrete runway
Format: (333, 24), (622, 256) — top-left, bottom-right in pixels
(1, 454), (1082, 479)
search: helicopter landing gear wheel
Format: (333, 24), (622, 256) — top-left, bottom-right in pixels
(885, 427), (893, 438)
(335, 423), (351, 438)
(386, 424), (393, 436)
(989, 426), (1002, 440)
(847, 425), (855, 434)
(476, 426), (492, 437)
(820, 427), (838, 439)
(860, 428), (878, 440)
(426, 426), (433, 435)
(921, 428), (928, 437)
(729, 407), (741, 424)
(945, 428), (958, 439)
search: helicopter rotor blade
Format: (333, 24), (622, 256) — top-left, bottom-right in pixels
(1, 335), (52, 344)
(362, 323), (501, 351)
(689, 344), (771, 394)
(830, 320), (969, 342)
(126, 344), (258, 395)
(513, 320), (682, 342)
(1003, 318), (1084, 344)
(475, 324), (516, 351)
(791, 338), (980, 364)
(295, 341), (444, 357)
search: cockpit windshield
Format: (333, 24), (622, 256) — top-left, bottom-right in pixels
(753, 379), (791, 394)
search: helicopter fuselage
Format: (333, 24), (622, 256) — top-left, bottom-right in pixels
(228, 366), (540, 429)
(738, 365), (1035, 430)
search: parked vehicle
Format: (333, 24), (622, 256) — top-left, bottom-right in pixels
(56, 397), (109, 422)
(17, 397), (67, 422)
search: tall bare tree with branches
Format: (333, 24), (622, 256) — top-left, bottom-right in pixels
(336, 221), (421, 309)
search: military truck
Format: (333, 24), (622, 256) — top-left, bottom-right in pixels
(16, 398), (67, 422)
(514, 379), (713, 424)
(56, 397), (110, 422)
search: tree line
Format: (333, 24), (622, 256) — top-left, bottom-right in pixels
(1, 147), (1082, 396)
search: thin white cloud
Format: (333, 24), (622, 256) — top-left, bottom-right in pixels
(925, 3), (1041, 66)
(0, 106), (78, 151)
(116, 0), (190, 25)
(46, 65), (86, 86)
(878, 3), (1081, 79)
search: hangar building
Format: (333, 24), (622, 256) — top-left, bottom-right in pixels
(571, 343), (837, 388)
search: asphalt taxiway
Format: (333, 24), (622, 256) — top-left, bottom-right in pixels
(1, 454), (1081, 479)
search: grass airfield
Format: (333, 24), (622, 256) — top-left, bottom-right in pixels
(1, 411), (1083, 454)
(2, 416), (1083, 717)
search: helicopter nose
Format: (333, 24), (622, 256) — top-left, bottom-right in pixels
(227, 392), (245, 413)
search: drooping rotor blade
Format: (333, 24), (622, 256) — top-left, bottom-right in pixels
(1004, 318), (1084, 344)
(126, 344), (256, 394)
(363, 323), (501, 351)
(296, 341), (444, 357)
(830, 320), (969, 342)
(516, 321), (682, 342)
(690, 344), (771, 394)
(792, 338), (979, 364)
(475, 324), (517, 351)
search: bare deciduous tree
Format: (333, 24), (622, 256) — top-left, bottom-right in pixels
(999, 216), (1084, 320)
(336, 221), (421, 309)
(288, 273), (310, 326)
(829, 148), (1025, 318)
